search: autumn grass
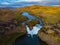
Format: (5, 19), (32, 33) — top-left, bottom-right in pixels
(17, 5), (60, 24)
(0, 9), (27, 45)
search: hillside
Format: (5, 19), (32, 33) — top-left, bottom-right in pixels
(17, 5), (60, 45)
(0, 5), (60, 45)
(0, 8), (41, 45)
(17, 5), (60, 24)
(0, 9), (27, 45)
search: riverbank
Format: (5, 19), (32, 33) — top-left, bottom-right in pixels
(17, 5), (60, 45)
(0, 5), (60, 45)
(0, 8), (45, 45)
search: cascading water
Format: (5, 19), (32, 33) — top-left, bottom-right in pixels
(22, 12), (43, 36)
(26, 24), (42, 36)
(14, 12), (44, 45)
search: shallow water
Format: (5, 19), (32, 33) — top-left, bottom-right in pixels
(22, 12), (36, 20)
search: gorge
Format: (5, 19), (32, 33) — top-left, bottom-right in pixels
(14, 12), (45, 45)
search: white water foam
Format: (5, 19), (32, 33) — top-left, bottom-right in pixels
(26, 24), (42, 36)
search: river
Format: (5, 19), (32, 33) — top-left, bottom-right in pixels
(14, 12), (47, 45)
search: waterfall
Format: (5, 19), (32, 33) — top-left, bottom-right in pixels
(26, 24), (42, 37)
(22, 12), (43, 37)
(14, 12), (44, 45)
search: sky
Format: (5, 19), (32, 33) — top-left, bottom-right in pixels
(0, 0), (60, 5)
(25, 0), (60, 2)
(0, 0), (60, 2)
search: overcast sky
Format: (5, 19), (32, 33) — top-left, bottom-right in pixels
(0, 0), (60, 2)
(0, 0), (60, 5)
(25, 0), (60, 2)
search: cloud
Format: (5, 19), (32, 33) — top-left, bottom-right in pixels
(0, 0), (24, 5)
(0, 2), (10, 5)
(0, 0), (60, 6)
(0, 0), (25, 2)
(25, 0), (44, 2)
(25, 0), (60, 3)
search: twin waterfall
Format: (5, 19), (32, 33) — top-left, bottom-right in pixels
(26, 24), (42, 36)
(14, 12), (43, 45)
(22, 12), (43, 36)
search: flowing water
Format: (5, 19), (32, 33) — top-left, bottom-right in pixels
(14, 12), (47, 45)
(22, 12), (43, 36)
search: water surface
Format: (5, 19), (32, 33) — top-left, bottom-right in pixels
(14, 12), (45, 45)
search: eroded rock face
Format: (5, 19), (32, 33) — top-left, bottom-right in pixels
(38, 22), (60, 45)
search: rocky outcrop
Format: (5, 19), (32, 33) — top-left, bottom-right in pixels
(26, 19), (40, 30)
(38, 22), (60, 45)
